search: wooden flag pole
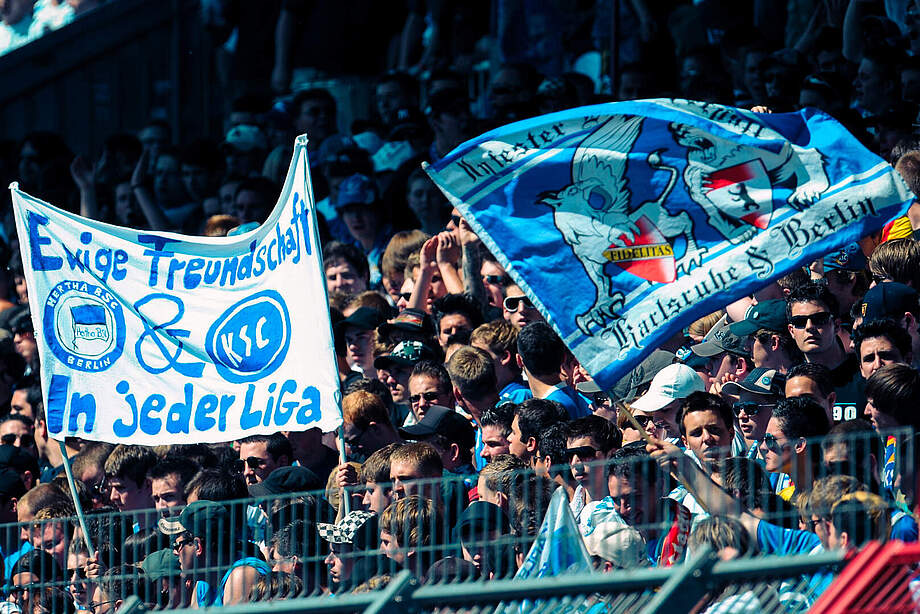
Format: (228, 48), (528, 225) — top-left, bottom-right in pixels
(59, 440), (95, 554)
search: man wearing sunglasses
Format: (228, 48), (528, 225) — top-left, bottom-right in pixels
(237, 433), (292, 486)
(786, 283), (865, 408)
(159, 501), (270, 607)
(565, 416), (621, 526)
(502, 284), (544, 329)
(0, 414), (36, 459)
(759, 397), (831, 501)
(722, 368), (785, 460)
(406, 361), (455, 424)
(728, 299), (801, 374)
(688, 316), (752, 395)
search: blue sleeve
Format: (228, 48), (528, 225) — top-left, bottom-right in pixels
(757, 520), (821, 555)
(891, 514), (919, 543)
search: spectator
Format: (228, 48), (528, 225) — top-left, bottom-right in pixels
(566, 415), (621, 516)
(324, 241), (370, 295)
(786, 282), (864, 407)
(722, 368), (786, 458)
(380, 495), (443, 578)
(476, 454), (526, 510)
(502, 284), (543, 329)
(388, 442), (443, 503)
(406, 360), (454, 423)
(727, 299), (801, 373)
(470, 320), (530, 403)
(399, 405), (476, 474)
(104, 445), (157, 516)
(360, 443), (401, 514)
(606, 444), (666, 565)
(268, 519), (325, 595)
(335, 307), (385, 379)
(431, 294), (483, 351)
(760, 397), (831, 499)
(516, 322), (589, 419)
(237, 434), (292, 485)
(149, 457), (200, 513)
(852, 318), (912, 380)
(854, 282), (920, 369)
(374, 340), (438, 408)
(159, 501), (270, 606)
(784, 362), (837, 423)
(629, 363), (705, 441)
(478, 403), (513, 464)
(507, 398), (568, 467)
(336, 174), (393, 287)
(317, 510), (381, 594)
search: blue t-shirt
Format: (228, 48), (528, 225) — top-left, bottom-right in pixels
(891, 511), (918, 543)
(757, 520), (821, 555)
(500, 380), (531, 403)
(4, 541), (32, 581)
(545, 386), (591, 419)
(196, 557), (271, 607)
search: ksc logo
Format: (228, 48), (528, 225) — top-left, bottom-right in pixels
(205, 290), (291, 383)
(42, 280), (126, 372)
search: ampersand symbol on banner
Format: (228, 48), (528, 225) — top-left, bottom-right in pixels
(134, 293), (205, 378)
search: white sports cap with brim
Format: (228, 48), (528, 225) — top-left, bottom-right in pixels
(629, 363), (704, 412)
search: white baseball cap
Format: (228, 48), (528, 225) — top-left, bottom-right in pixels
(629, 363), (704, 413)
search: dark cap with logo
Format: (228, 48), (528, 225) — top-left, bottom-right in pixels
(728, 300), (788, 336)
(721, 367), (785, 396)
(858, 282), (919, 322)
(690, 316), (748, 358)
(158, 500), (229, 538)
(373, 340), (437, 370)
(377, 308), (435, 338)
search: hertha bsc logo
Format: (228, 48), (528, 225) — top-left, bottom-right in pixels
(42, 280), (126, 372)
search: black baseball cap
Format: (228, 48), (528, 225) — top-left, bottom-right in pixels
(858, 282), (919, 322)
(248, 466), (322, 497)
(334, 307), (387, 335)
(399, 405), (474, 442)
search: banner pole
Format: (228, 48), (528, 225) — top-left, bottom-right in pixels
(59, 440), (95, 554)
(300, 136), (350, 516)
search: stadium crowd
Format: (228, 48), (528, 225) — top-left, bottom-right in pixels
(0, 0), (920, 612)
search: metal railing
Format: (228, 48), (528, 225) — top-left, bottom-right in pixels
(0, 427), (912, 613)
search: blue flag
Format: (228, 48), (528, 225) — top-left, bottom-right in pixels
(425, 99), (914, 390)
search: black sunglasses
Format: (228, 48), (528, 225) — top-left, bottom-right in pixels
(232, 457), (266, 473)
(1, 433), (33, 447)
(503, 295), (534, 312)
(565, 445), (598, 459)
(483, 274), (509, 286)
(409, 391), (440, 404)
(762, 432), (789, 453)
(789, 312), (833, 329)
(732, 402), (774, 417)
(449, 214), (462, 228)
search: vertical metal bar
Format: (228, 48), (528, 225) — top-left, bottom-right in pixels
(639, 545), (715, 614)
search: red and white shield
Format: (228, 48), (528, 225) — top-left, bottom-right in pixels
(603, 216), (677, 284)
(701, 159), (774, 229)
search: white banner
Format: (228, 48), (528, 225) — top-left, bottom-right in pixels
(11, 136), (341, 445)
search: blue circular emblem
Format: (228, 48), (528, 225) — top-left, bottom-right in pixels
(205, 290), (291, 383)
(42, 280), (126, 372)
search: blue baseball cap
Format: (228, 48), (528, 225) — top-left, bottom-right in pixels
(824, 243), (867, 272)
(335, 174), (377, 209)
